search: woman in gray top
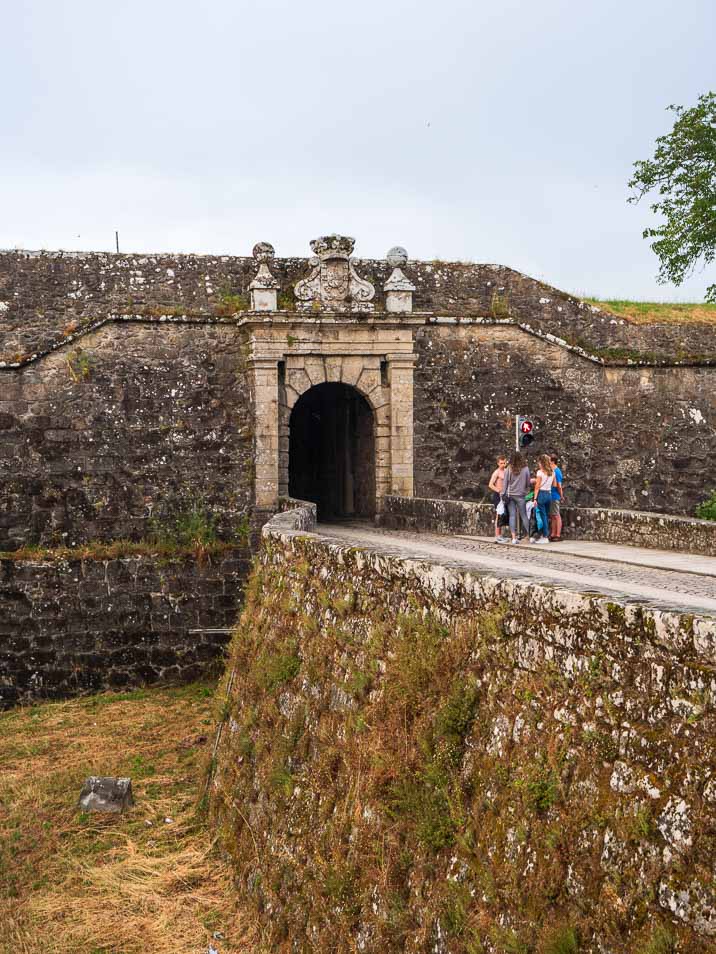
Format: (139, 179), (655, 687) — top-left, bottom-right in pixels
(500, 451), (531, 544)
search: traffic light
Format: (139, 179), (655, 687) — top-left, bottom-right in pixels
(516, 415), (535, 449)
(520, 418), (534, 447)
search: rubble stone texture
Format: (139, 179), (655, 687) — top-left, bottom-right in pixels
(0, 548), (248, 707)
(0, 246), (715, 549)
(210, 510), (716, 953)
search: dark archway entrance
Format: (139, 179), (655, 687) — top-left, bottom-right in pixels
(289, 383), (376, 521)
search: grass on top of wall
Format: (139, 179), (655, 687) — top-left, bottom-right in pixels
(0, 539), (240, 563)
(0, 509), (251, 564)
(585, 299), (716, 325)
(0, 682), (261, 954)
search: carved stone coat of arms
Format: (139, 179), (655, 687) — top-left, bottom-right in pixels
(294, 235), (375, 312)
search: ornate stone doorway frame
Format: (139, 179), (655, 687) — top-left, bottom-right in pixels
(242, 313), (423, 511)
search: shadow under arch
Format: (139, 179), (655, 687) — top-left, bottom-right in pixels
(288, 382), (376, 521)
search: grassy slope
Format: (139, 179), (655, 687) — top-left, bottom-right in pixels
(0, 683), (259, 954)
(585, 299), (716, 325)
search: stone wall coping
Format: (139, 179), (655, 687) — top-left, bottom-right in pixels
(259, 503), (716, 630)
(384, 495), (716, 527)
(427, 315), (716, 368)
(262, 498), (318, 537)
(239, 311), (430, 328)
(392, 496), (716, 531)
(0, 312), (240, 370)
(573, 506), (716, 529)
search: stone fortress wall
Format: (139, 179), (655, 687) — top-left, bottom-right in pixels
(0, 320), (254, 549)
(0, 244), (715, 550)
(209, 506), (716, 951)
(414, 322), (715, 511)
(0, 546), (247, 709)
(3, 240), (714, 945)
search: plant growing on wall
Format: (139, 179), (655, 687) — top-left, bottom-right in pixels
(695, 488), (716, 520)
(490, 289), (511, 318)
(629, 92), (716, 302)
(66, 348), (92, 382)
(214, 284), (249, 316)
(149, 506), (220, 563)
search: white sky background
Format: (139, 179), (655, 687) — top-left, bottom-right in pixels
(1, 0), (714, 300)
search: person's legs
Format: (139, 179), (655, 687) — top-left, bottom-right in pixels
(493, 492), (502, 539)
(507, 498), (519, 541)
(537, 491), (551, 540)
(550, 498), (562, 539)
(517, 497), (529, 537)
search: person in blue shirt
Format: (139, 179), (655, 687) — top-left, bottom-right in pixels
(549, 453), (564, 541)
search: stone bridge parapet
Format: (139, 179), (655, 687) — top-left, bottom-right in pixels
(380, 495), (716, 557)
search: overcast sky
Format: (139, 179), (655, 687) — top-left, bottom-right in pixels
(2, 0), (714, 300)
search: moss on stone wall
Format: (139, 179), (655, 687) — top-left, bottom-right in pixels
(210, 535), (716, 953)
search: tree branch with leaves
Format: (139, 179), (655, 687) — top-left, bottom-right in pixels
(629, 92), (716, 302)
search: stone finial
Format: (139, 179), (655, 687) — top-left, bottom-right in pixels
(249, 242), (280, 312)
(294, 234), (375, 313)
(387, 246), (408, 269)
(384, 246), (415, 313)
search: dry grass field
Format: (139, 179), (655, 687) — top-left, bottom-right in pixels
(0, 683), (260, 954)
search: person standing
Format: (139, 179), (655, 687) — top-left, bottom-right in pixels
(549, 453), (564, 541)
(488, 455), (508, 541)
(501, 452), (531, 544)
(532, 454), (555, 544)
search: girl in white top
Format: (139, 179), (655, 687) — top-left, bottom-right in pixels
(532, 455), (554, 543)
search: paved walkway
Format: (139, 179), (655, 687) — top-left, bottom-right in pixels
(470, 536), (716, 577)
(318, 524), (716, 618)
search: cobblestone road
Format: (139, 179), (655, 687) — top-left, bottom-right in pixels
(318, 524), (716, 618)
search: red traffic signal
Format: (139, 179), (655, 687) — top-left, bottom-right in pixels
(516, 415), (536, 448)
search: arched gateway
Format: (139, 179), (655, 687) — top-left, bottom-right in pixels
(243, 236), (422, 513)
(289, 382), (375, 520)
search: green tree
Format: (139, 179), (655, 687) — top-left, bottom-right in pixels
(629, 92), (716, 302)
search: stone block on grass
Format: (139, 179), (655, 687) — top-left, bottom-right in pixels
(78, 776), (134, 813)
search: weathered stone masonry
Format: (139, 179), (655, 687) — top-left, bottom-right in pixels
(0, 237), (714, 707)
(0, 547), (248, 709)
(1, 243), (714, 552)
(0, 322), (254, 548)
(414, 322), (716, 511)
(210, 508), (716, 952)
